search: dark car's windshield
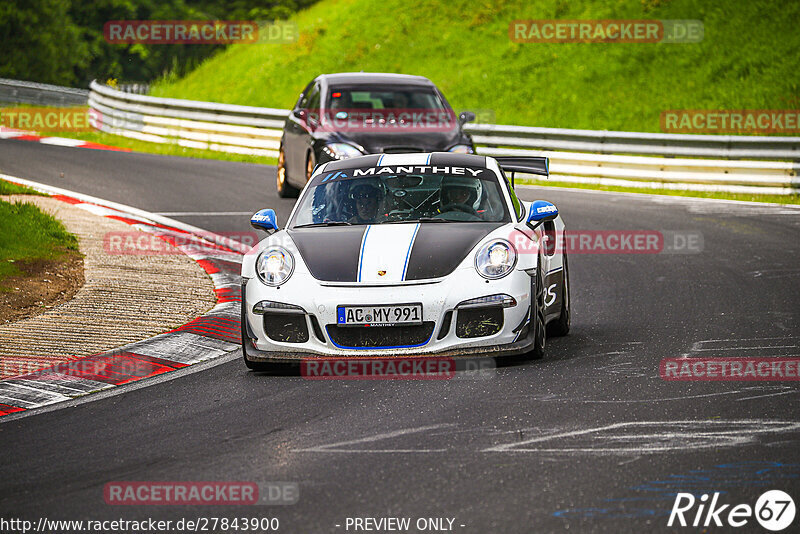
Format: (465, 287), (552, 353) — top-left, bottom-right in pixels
(325, 85), (446, 111)
(291, 168), (510, 227)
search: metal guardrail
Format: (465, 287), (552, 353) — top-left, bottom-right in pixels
(466, 123), (800, 160)
(0, 78), (88, 107)
(81, 81), (796, 194)
(89, 80), (286, 157)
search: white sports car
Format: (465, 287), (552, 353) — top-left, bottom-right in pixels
(241, 152), (569, 369)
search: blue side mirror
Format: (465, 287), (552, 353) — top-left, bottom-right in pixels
(251, 209), (278, 233)
(527, 200), (558, 226)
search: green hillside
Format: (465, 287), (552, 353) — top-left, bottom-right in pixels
(151, 0), (800, 132)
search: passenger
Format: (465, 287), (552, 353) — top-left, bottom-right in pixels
(438, 176), (482, 218)
(349, 181), (385, 224)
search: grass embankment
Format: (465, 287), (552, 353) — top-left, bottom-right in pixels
(0, 181), (44, 196)
(151, 0), (800, 132)
(0, 188), (79, 288)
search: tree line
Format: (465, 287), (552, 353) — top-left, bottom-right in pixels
(0, 0), (316, 87)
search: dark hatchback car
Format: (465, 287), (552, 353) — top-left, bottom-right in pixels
(276, 72), (476, 197)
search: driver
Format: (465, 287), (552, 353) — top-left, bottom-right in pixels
(348, 181), (385, 224)
(438, 176), (482, 217)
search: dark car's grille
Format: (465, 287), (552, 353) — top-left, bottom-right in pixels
(381, 146), (426, 154)
(326, 322), (435, 349)
(263, 313), (309, 343)
(456, 307), (504, 338)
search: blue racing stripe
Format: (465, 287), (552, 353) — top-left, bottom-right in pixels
(357, 225), (371, 282)
(401, 223), (421, 281)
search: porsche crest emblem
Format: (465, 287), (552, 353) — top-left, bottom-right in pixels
(377, 270), (386, 276)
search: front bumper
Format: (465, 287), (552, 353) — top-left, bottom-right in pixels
(242, 267), (535, 362)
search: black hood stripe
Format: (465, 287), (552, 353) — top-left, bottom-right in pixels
(288, 227), (367, 282)
(404, 222), (503, 280)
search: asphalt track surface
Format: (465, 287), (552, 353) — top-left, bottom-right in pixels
(1, 139), (799, 533)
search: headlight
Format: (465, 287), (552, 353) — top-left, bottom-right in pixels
(475, 240), (517, 279)
(256, 247), (295, 286)
(323, 143), (363, 160)
(448, 144), (474, 154)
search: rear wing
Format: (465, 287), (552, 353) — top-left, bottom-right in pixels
(494, 156), (549, 186)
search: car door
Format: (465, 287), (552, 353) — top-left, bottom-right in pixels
(299, 84), (322, 183)
(284, 81), (314, 185)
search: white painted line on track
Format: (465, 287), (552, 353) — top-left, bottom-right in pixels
(294, 424), (456, 453)
(482, 420), (800, 454)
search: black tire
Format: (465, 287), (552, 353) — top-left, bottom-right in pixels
(241, 292), (271, 372)
(528, 258), (546, 360)
(547, 253), (571, 337)
(276, 146), (300, 198)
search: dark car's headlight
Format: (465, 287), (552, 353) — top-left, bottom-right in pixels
(323, 143), (363, 160)
(256, 247), (295, 286)
(448, 144), (475, 154)
(475, 240), (517, 279)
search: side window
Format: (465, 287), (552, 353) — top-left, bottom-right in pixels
(307, 84), (321, 110)
(295, 81), (314, 110)
(500, 170), (524, 221)
(306, 84), (321, 128)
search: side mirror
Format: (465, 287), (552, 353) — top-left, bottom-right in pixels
(251, 209), (278, 233)
(292, 108), (306, 119)
(526, 200), (558, 228)
(458, 111), (476, 126)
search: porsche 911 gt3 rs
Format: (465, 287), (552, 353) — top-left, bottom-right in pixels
(241, 152), (570, 368)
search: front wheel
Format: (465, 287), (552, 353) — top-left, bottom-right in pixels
(528, 259), (546, 359)
(547, 253), (571, 337)
(276, 146), (300, 198)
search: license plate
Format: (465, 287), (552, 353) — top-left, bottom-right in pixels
(337, 303), (422, 327)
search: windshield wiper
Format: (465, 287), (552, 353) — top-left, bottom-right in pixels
(417, 217), (452, 223)
(294, 221), (353, 228)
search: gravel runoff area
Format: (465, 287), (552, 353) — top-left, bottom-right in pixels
(0, 195), (217, 379)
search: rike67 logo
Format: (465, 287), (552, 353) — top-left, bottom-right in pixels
(668, 490), (796, 531)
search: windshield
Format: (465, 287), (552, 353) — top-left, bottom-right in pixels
(326, 85), (446, 111)
(291, 168), (510, 227)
